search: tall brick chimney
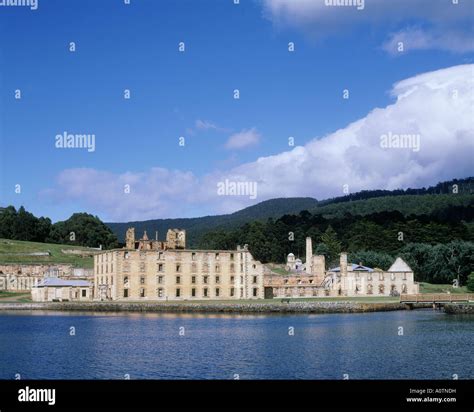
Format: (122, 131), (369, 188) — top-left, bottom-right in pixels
(305, 237), (313, 273)
(313, 255), (326, 284)
(340, 252), (348, 277)
(125, 227), (135, 250)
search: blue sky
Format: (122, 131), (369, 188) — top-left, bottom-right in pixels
(0, 0), (473, 222)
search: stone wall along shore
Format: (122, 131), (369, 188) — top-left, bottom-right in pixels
(0, 301), (430, 314)
(444, 303), (474, 314)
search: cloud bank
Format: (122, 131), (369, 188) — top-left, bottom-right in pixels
(261, 0), (474, 54)
(45, 65), (474, 221)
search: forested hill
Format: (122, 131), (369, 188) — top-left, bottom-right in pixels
(107, 177), (473, 246)
(316, 176), (473, 205)
(310, 194), (473, 219)
(107, 197), (319, 245)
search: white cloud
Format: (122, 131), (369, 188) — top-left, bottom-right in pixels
(195, 119), (223, 131)
(225, 128), (261, 150)
(382, 27), (474, 55)
(262, 0), (474, 53)
(186, 119), (230, 136)
(42, 167), (200, 221)
(46, 65), (474, 221)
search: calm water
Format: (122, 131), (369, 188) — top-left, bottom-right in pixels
(0, 310), (472, 379)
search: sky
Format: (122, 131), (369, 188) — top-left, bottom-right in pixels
(0, 0), (473, 222)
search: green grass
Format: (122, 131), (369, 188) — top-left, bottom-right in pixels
(269, 267), (292, 276)
(419, 282), (469, 294)
(0, 291), (25, 298)
(0, 291), (31, 302)
(0, 238), (96, 268)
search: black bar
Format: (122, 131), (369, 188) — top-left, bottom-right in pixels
(0, 380), (471, 410)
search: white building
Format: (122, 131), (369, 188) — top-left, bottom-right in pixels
(31, 278), (92, 302)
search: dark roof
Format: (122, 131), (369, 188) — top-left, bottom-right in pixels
(329, 263), (374, 272)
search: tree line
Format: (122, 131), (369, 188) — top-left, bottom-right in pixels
(319, 176), (473, 205)
(0, 206), (118, 249)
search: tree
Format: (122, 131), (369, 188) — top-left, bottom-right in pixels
(314, 242), (329, 257)
(400, 241), (474, 284)
(400, 243), (435, 283)
(443, 241), (474, 286)
(320, 226), (341, 268)
(49, 213), (118, 249)
(0, 206), (18, 239)
(467, 272), (474, 292)
(0, 206), (53, 242)
(348, 250), (394, 271)
(35, 217), (53, 242)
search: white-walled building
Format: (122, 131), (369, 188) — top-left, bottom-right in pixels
(31, 278), (92, 302)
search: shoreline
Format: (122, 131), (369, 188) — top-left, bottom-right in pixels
(443, 303), (474, 314)
(0, 301), (434, 314)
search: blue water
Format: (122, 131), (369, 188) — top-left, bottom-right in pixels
(0, 310), (472, 379)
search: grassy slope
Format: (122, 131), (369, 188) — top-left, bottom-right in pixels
(0, 291), (31, 302)
(269, 267), (292, 276)
(419, 282), (469, 294)
(0, 239), (95, 268)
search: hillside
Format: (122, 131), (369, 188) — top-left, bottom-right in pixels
(107, 197), (319, 245)
(107, 177), (474, 246)
(311, 194), (474, 219)
(0, 239), (97, 268)
(316, 176), (473, 205)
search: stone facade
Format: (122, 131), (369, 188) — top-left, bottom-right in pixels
(125, 227), (186, 251)
(0, 264), (94, 292)
(265, 272), (324, 298)
(0, 264), (70, 292)
(323, 253), (419, 297)
(94, 228), (264, 301)
(266, 237), (419, 298)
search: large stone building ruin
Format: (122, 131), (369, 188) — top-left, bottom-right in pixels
(94, 228), (264, 301)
